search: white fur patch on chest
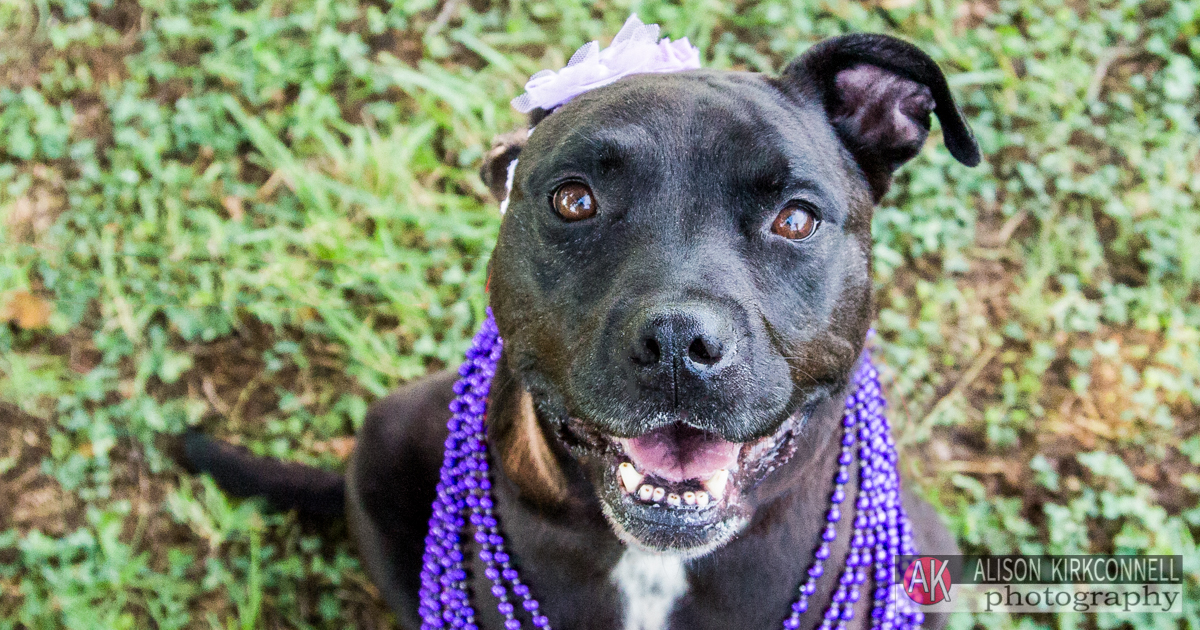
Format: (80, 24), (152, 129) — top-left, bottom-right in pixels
(611, 547), (689, 630)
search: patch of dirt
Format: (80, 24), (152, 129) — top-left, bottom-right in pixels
(91, 0), (143, 35)
(1092, 211), (1150, 288)
(0, 403), (83, 536)
(4, 164), (67, 245)
(954, 0), (999, 32)
(171, 316), (370, 458)
(0, 11), (45, 91)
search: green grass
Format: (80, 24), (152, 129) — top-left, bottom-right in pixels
(1, 0), (1198, 628)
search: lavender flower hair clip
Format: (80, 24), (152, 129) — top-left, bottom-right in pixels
(500, 15), (700, 214)
(510, 14), (701, 113)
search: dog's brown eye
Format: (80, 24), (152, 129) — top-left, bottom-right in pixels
(552, 182), (597, 221)
(771, 202), (819, 241)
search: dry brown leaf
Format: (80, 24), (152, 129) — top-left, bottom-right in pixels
(223, 195), (245, 220)
(955, 0), (997, 30)
(2, 290), (52, 329)
(313, 437), (356, 459)
(5, 190), (63, 242)
(256, 170), (285, 200)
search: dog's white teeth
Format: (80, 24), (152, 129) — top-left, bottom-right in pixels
(618, 462), (644, 494)
(627, 472), (716, 508)
(702, 469), (729, 501)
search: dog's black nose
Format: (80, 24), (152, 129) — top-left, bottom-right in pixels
(630, 307), (734, 377)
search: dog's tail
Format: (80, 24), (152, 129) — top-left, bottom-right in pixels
(180, 430), (346, 519)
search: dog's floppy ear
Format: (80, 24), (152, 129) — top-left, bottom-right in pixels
(781, 34), (981, 200)
(480, 130), (526, 202)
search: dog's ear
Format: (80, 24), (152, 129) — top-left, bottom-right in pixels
(780, 34), (981, 200)
(480, 130), (526, 202)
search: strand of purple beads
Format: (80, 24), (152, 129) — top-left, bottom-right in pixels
(418, 310), (923, 630)
(780, 355), (924, 630)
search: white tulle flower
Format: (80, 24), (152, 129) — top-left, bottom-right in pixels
(510, 15), (701, 113)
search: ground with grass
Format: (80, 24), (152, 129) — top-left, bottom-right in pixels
(1, 0), (1198, 628)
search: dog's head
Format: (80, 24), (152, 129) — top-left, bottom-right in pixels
(483, 34), (979, 556)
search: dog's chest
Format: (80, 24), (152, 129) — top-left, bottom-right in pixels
(610, 548), (688, 630)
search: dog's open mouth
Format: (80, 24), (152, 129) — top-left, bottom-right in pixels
(615, 424), (740, 509)
(557, 410), (806, 553)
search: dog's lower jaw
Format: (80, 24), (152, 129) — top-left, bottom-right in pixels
(602, 499), (751, 560)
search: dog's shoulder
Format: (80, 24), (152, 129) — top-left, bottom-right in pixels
(343, 370), (457, 627)
(352, 369), (457, 527)
(359, 369), (458, 456)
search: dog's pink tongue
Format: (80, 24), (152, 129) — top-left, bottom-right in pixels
(620, 424), (740, 483)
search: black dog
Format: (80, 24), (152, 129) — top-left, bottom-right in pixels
(186, 33), (979, 630)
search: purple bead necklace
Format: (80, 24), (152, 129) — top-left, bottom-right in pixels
(418, 310), (925, 630)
